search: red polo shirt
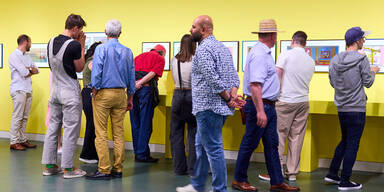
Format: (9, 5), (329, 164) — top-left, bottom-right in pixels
(134, 50), (165, 78)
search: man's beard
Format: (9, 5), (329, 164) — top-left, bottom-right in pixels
(191, 31), (203, 42)
(26, 47), (30, 52)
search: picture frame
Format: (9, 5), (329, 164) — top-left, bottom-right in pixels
(77, 32), (108, 79)
(362, 39), (384, 73)
(242, 41), (276, 71)
(142, 42), (171, 71)
(173, 41), (180, 57)
(28, 43), (49, 68)
(222, 41), (239, 71)
(280, 39), (345, 72)
(0, 43), (3, 68)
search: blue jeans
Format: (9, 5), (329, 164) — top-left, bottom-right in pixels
(328, 112), (365, 182)
(129, 86), (154, 159)
(191, 110), (227, 192)
(234, 100), (284, 185)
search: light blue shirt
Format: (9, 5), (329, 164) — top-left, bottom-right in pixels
(91, 38), (136, 95)
(243, 42), (280, 100)
(192, 35), (240, 116)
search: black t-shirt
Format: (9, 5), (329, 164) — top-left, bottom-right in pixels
(48, 35), (81, 79)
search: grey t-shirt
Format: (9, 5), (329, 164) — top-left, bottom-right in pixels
(276, 47), (315, 103)
(170, 57), (192, 89)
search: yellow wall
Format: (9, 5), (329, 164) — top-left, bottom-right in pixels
(1, 0), (384, 163)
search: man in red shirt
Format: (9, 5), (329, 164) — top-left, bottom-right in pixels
(130, 45), (165, 163)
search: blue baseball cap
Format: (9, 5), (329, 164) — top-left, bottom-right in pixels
(345, 27), (370, 46)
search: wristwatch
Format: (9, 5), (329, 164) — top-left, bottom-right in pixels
(225, 95), (232, 103)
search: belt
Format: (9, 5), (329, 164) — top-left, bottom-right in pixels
(246, 96), (276, 105)
(143, 83), (150, 86)
(174, 88), (191, 90)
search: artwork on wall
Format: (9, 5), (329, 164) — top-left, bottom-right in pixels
(142, 42), (170, 70)
(76, 32), (108, 79)
(362, 39), (384, 73)
(0, 43), (3, 68)
(280, 40), (345, 72)
(28, 43), (49, 68)
(242, 41), (276, 71)
(173, 42), (180, 57)
(222, 41), (239, 71)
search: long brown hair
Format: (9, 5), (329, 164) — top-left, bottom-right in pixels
(175, 34), (196, 63)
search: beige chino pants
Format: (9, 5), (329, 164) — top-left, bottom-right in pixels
(10, 91), (32, 145)
(276, 101), (309, 176)
(93, 88), (127, 174)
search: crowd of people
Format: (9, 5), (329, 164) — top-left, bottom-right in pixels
(8, 13), (379, 191)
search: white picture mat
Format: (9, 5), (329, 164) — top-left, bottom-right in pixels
(0, 44), (3, 68)
(173, 42), (180, 57)
(280, 40), (345, 72)
(242, 41), (276, 71)
(28, 43), (49, 68)
(222, 41), (239, 71)
(142, 42), (170, 70)
(363, 39), (384, 73)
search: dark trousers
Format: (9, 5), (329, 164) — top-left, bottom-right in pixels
(234, 100), (284, 185)
(130, 86), (154, 159)
(170, 90), (197, 175)
(328, 112), (365, 182)
(80, 88), (98, 160)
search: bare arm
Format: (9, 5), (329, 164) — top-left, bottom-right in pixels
(136, 71), (156, 89)
(73, 32), (86, 72)
(250, 82), (267, 128)
(276, 67), (283, 83)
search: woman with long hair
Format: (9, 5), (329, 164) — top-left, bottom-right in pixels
(79, 41), (102, 164)
(170, 34), (197, 176)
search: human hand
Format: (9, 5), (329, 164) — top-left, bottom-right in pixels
(371, 66), (380, 73)
(30, 67), (38, 74)
(135, 81), (142, 89)
(256, 110), (267, 128)
(233, 95), (246, 109)
(91, 88), (98, 99)
(75, 31), (86, 48)
(126, 100), (133, 111)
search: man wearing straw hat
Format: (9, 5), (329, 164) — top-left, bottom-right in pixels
(231, 19), (300, 192)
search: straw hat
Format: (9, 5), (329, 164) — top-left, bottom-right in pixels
(251, 19), (282, 34)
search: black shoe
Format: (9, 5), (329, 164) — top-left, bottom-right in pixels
(85, 171), (111, 180)
(111, 171), (122, 178)
(324, 174), (341, 184)
(338, 181), (362, 191)
(135, 156), (159, 163)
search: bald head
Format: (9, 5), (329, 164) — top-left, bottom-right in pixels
(190, 15), (214, 43)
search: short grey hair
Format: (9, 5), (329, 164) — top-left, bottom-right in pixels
(105, 19), (121, 37)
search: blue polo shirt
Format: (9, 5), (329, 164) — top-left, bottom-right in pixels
(243, 42), (280, 101)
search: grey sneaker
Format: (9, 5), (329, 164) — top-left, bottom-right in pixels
(63, 168), (86, 179)
(43, 165), (63, 176)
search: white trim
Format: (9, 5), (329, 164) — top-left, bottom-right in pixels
(1, 131), (384, 173)
(0, 131), (166, 153)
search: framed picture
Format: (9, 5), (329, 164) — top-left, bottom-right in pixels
(77, 32), (108, 79)
(142, 42), (170, 70)
(362, 39), (384, 73)
(28, 43), (49, 68)
(0, 43), (3, 68)
(280, 40), (345, 72)
(173, 41), (180, 57)
(242, 41), (276, 71)
(222, 41), (239, 71)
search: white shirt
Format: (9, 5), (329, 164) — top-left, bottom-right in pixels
(170, 57), (192, 89)
(276, 47), (315, 103)
(9, 49), (39, 95)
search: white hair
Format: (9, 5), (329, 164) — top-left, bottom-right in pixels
(105, 19), (121, 37)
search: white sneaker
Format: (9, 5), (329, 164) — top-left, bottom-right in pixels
(79, 158), (98, 164)
(288, 175), (296, 181)
(176, 184), (197, 192)
(57, 148), (62, 155)
(258, 173), (271, 181)
(63, 168), (86, 179)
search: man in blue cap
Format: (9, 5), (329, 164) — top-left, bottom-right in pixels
(325, 27), (380, 191)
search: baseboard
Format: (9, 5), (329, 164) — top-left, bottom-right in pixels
(0, 131), (166, 153)
(1, 131), (383, 173)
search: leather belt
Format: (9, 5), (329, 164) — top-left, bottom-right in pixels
(174, 88), (191, 90)
(143, 83), (150, 86)
(246, 96), (276, 105)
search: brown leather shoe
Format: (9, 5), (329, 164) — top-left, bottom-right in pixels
(10, 144), (26, 151)
(270, 182), (300, 192)
(232, 180), (258, 191)
(20, 141), (37, 148)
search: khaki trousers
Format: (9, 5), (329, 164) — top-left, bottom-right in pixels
(93, 88), (127, 174)
(276, 101), (309, 175)
(10, 91), (32, 144)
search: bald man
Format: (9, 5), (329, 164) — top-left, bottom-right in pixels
(177, 15), (244, 192)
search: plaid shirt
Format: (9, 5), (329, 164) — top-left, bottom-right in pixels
(191, 35), (240, 116)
